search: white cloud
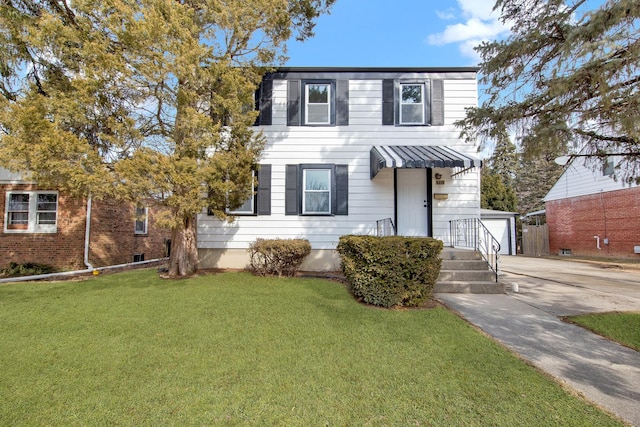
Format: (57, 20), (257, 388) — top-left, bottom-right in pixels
(427, 0), (510, 63)
(428, 18), (509, 45)
(457, 0), (496, 21)
(435, 8), (456, 20)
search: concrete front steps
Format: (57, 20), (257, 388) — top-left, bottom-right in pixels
(435, 248), (505, 293)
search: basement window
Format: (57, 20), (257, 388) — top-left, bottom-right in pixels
(560, 248), (572, 256)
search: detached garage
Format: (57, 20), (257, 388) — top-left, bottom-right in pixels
(480, 209), (517, 255)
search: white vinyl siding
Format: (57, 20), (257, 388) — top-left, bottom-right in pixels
(198, 75), (480, 250)
(545, 156), (637, 202)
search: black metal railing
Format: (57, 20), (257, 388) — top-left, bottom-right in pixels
(376, 218), (396, 236)
(450, 218), (500, 282)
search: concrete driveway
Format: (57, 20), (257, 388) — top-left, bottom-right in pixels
(436, 255), (640, 426)
(500, 256), (640, 316)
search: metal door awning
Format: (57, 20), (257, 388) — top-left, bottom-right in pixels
(370, 145), (482, 178)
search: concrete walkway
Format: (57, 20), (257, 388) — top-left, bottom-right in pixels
(436, 256), (640, 426)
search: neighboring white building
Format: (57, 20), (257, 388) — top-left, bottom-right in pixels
(198, 67), (482, 271)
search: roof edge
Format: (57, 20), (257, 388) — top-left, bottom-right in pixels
(274, 66), (480, 73)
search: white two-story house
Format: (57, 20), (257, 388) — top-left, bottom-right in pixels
(197, 67), (482, 271)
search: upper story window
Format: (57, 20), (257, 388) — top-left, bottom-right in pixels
(135, 206), (148, 235)
(305, 83), (331, 125)
(383, 79), (444, 126)
(400, 84), (425, 124)
(4, 191), (58, 233)
(286, 79), (349, 127)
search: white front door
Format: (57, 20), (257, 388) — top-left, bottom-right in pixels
(396, 169), (429, 236)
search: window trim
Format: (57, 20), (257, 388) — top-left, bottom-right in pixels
(301, 80), (336, 126)
(399, 83), (425, 125)
(4, 191), (58, 233)
(134, 206), (148, 235)
(304, 82), (332, 125)
(302, 168), (332, 214)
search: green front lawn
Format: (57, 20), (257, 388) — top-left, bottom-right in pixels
(566, 312), (640, 351)
(0, 270), (623, 426)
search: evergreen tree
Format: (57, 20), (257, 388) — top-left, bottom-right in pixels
(481, 172), (517, 212)
(515, 145), (565, 219)
(487, 129), (518, 187)
(457, 0), (640, 184)
(0, 0), (334, 277)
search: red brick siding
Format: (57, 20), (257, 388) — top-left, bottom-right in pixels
(546, 186), (640, 258)
(0, 184), (86, 269)
(1, 185), (170, 270)
(89, 200), (170, 267)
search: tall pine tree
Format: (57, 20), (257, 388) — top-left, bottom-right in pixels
(458, 0), (640, 184)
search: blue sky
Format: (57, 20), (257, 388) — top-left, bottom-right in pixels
(285, 0), (510, 67)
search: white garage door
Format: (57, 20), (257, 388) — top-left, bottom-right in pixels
(482, 218), (512, 255)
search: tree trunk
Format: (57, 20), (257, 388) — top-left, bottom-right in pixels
(167, 214), (198, 277)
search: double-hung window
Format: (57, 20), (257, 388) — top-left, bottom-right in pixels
(5, 191), (58, 233)
(382, 79), (444, 126)
(400, 83), (425, 125)
(305, 83), (331, 125)
(227, 170), (255, 215)
(302, 169), (331, 214)
(286, 79), (349, 126)
(207, 165), (271, 216)
(135, 206), (148, 235)
(285, 164), (348, 216)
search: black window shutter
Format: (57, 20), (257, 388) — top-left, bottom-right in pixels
(256, 164), (271, 215)
(255, 80), (272, 126)
(382, 79), (395, 125)
(335, 164), (349, 215)
(431, 79), (444, 126)
(336, 80), (349, 126)
(287, 80), (301, 126)
(285, 165), (299, 215)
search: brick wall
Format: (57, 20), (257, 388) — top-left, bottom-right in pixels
(89, 199), (170, 267)
(1, 185), (171, 270)
(0, 184), (86, 269)
(546, 186), (640, 258)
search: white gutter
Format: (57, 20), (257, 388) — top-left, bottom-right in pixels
(0, 258), (168, 284)
(84, 194), (94, 270)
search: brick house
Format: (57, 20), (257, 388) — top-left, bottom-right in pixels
(544, 157), (640, 258)
(1, 168), (170, 271)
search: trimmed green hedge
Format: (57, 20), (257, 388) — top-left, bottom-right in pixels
(248, 238), (311, 277)
(337, 235), (443, 308)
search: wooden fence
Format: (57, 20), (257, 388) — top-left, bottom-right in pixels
(522, 224), (549, 256)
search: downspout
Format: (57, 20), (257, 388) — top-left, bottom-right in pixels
(84, 193), (94, 270)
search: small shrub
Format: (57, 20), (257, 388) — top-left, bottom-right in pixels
(248, 238), (311, 277)
(0, 262), (57, 278)
(337, 235), (443, 308)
